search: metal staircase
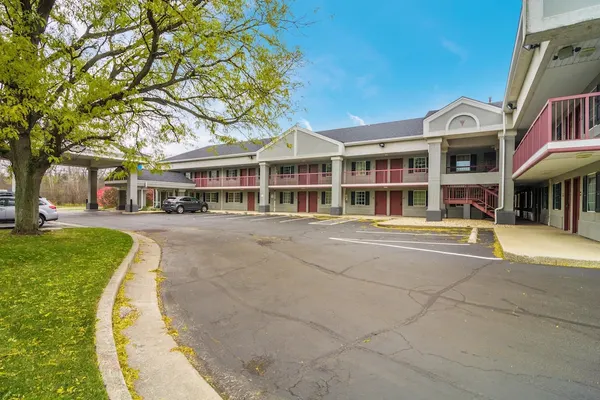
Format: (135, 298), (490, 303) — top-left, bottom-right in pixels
(443, 185), (499, 219)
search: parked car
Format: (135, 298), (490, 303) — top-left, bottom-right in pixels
(0, 196), (58, 227)
(162, 196), (208, 214)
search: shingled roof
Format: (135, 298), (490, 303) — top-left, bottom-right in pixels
(316, 117), (424, 143)
(164, 138), (272, 162)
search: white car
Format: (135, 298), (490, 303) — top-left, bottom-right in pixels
(0, 196), (59, 227)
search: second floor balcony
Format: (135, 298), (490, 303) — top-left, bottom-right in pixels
(514, 92), (600, 174)
(194, 176), (258, 188)
(343, 168), (428, 186)
(269, 172), (332, 186)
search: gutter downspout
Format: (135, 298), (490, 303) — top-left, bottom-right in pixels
(495, 111), (507, 224)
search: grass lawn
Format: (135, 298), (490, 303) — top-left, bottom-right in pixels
(0, 228), (132, 400)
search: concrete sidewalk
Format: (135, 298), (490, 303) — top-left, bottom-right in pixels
(378, 217), (494, 229)
(495, 224), (600, 268)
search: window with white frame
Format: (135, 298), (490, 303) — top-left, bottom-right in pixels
(414, 157), (427, 172)
(208, 170), (219, 179)
(234, 192), (242, 202)
(207, 192), (219, 203)
(322, 163), (332, 175)
(552, 183), (561, 210)
(355, 191), (367, 205)
(280, 165), (294, 175)
(225, 169), (238, 178)
(587, 174), (596, 212)
(226, 192), (234, 203)
(455, 155), (471, 172)
(322, 191), (331, 205)
(413, 190), (427, 206)
(281, 192), (293, 204)
(354, 161), (368, 175)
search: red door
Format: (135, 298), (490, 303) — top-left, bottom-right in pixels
(298, 191), (307, 212)
(572, 177), (580, 233)
(390, 159), (403, 183)
(564, 180), (571, 231)
(375, 191), (387, 215)
(240, 168), (247, 186)
(390, 191), (402, 215)
(308, 191), (318, 213)
(298, 165), (307, 185)
(375, 160), (388, 183)
(200, 171), (207, 187)
(309, 164), (319, 185)
(247, 192), (255, 211)
(247, 168), (256, 186)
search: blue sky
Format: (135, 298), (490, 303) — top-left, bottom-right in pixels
(286, 0), (522, 132)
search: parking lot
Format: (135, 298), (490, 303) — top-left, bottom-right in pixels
(57, 211), (600, 400)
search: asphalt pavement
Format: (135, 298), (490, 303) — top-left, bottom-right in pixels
(56, 211), (600, 400)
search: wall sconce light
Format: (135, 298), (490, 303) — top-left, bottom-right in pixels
(249, 155), (254, 160)
(379, 143), (385, 148)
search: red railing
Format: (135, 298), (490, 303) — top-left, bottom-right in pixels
(269, 172), (332, 186)
(194, 176), (258, 188)
(514, 92), (600, 172)
(443, 185), (498, 218)
(446, 163), (497, 173)
(343, 168), (428, 185)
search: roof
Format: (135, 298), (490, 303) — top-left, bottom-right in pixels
(424, 100), (503, 118)
(316, 118), (424, 143)
(164, 138), (272, 162)
(138, 170), (194, 184)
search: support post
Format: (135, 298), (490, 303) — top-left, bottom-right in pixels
(496, 130), (517, 224)
(86, 167), (99, 210)
(259, 162), (270, 212)
(125, 171), (139, 212)
(426, 139), (443, 221)
(330, 156), (344, 215)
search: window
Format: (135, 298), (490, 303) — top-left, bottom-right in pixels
(225, 169), (238, 178)
(225, 192), (243, 203)
(321, 191), (332, 205)
(354, 161), (368, 175)
(541, 186), (549, 210)
(455, 155), (471, 172)
(409, 157), (428, 173)
(351, 191), (369, 206)
(280, 192), (294, 204)
(234, 192), (242, 203)
(322, 163), (332, 175)
(280, 165), (295, 176)
(185, 172), (192, 179)
(206, 192), (219, 203)
(552, 183), (562, 210)
(412, 190), (427, 207)
(208, 170), (219, 179)
(586, 174), (597, 212)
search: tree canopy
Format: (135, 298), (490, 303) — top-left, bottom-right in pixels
(0, 0), (305, 233)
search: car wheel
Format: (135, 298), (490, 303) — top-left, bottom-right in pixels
(176, 205), (185, 214)
(38, 215), (45, 228)
(200, 205), (208, 213)
(165, 211), (172, 214)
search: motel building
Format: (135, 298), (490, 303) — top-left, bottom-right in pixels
(75, 1), (599, 243)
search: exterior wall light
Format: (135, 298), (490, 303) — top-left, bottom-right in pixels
(379, 143), (385, 148)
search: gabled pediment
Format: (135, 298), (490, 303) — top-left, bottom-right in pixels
(256, 126), (343, 161)
(424, 97), (503, 137)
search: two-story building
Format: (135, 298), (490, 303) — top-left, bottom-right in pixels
(105, 0), (600, 242)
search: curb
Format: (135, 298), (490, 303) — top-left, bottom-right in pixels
(95, 232), (139, 400)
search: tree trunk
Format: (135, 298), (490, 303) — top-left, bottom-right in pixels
(9, 137), (49, 235)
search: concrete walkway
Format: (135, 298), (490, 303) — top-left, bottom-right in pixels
(123, 233), (222, 399)
(495, 224), (600, 268)
(379, 217), (494, 228)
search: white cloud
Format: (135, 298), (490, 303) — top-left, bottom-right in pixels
(347, 112), (366, 126)
(298, 118), (313, 131)
(441, 37), (468, 62)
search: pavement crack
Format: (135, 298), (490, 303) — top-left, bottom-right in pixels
(504, 278), (547, 293)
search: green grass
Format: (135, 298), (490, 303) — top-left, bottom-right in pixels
(0, 228), (132, 400)
(56, 204), (86, 210)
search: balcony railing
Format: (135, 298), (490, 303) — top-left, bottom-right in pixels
(194, 176), (258, 188)
(343, 168), (428, 185)
(446, 164), (498, 173)
(514, 92), (600, 172)
(269, 172), (332, 186)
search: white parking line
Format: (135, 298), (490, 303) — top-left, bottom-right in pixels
(55, 221), (86, 227)
(359, 239), (469, 246)
(330, 237), (501, 260)
(355, 230), (459, 237)
(225, 215), (260, 220)
(195, 215), (229, 219)
(248, 215), (289, 221)
(279, 218), (313, 223)
(309, 218), (356, 225)
(329, 218), (358, 225)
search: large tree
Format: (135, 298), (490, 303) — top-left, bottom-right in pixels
(0, 0), (303, 234)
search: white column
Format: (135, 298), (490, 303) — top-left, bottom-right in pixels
(426, 139), (443, 221)
(259, 162), (270, 212)
(330, 156), (343, 215)
(497, 130), (517, 224)
(440, 142), (448, 210)
(86, 167), (99, 210)
(125, 171), (139, 212)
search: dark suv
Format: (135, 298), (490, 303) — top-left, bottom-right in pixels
(162, 196), (208, 214)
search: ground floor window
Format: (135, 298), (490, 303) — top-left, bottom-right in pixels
(552, 183), (561, 210)
(321, 191), (332, 205)
(585, 174), (597, 212)
(225, 192), (243, 203)
(206, 192), (219, 203)
(280, 191), (294, 204)
(351, 191), (369, 206)
(409, 190), (427, 207)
